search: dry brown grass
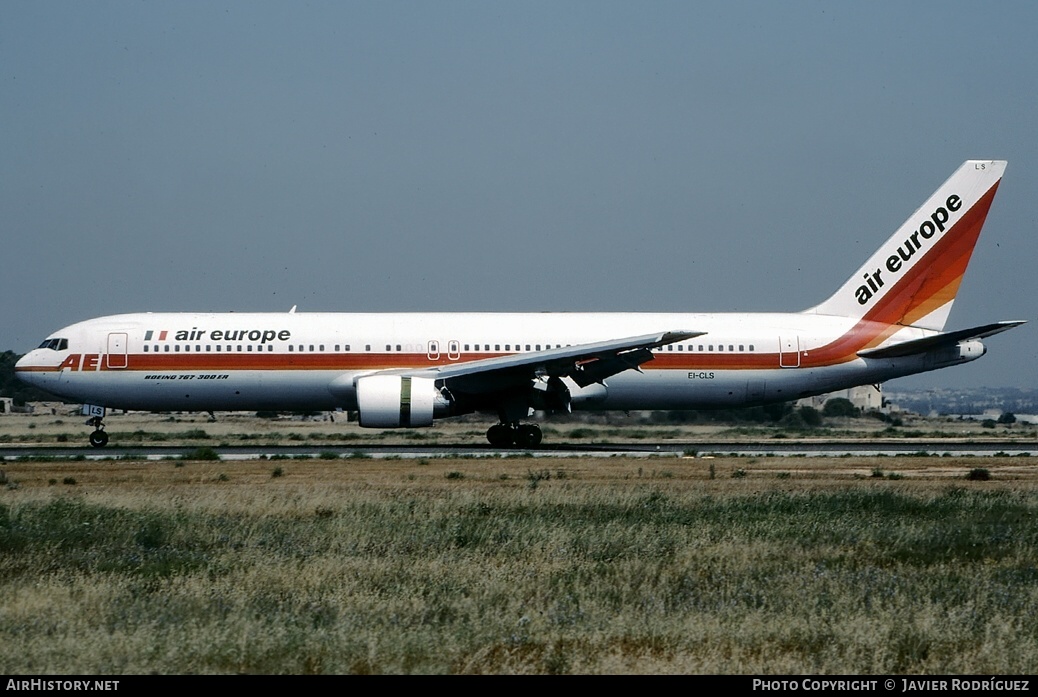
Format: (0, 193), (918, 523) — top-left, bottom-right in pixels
(3, 421), (1038, 674)
(5, 451), (1038, 495)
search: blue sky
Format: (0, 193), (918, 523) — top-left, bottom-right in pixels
(3, 1), (1035, 388)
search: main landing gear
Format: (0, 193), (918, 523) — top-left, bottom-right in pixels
(486, 423), (542, 448)
(86, 415), (109, 448)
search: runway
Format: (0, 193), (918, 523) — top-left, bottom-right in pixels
(2, 438), (1036, 460)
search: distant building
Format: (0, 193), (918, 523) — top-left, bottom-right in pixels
(955, 410), (1038, 425)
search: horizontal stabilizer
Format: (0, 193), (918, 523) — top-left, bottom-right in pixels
(857, 321), (1025, 359)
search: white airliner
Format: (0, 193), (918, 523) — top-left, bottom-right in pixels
(16, 160), (1023, 448)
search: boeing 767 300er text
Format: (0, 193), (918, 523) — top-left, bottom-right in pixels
(16, 160), (1024, 447)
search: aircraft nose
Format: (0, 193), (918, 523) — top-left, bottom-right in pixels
(14, 350), (44, 385)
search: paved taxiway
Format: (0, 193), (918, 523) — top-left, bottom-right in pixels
(2, 439), (1036, 460)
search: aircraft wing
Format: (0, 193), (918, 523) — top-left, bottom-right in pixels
(393, 330), (704, 394)
(857, 321), (1025, 359)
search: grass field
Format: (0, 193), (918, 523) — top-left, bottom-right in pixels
(2, 448), (1037, 674)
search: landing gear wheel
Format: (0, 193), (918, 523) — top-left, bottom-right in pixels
(89, 430), (109, 448)
(487, 424), (514, 447)
(514, 424), (542, 449)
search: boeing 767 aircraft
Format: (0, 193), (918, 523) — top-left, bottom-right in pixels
(16, 160), (1023, 447)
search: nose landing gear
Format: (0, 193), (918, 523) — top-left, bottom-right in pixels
(85, 414), (109, 448)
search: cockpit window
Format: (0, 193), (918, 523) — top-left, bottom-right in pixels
(37, 338), (69, 351)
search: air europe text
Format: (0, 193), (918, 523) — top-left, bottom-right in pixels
(855, 194), (962, 306)
(147, 327), (292, 344)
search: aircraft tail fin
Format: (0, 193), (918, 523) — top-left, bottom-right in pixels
(806, 160), (1007, 331)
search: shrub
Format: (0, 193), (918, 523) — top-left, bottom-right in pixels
(798, 406), (823, 427)
(966, 468), (991, 481)
(823, 397), (860, 418)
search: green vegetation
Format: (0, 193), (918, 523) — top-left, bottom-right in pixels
(5, 477), (1035, 674)
(823, 397), (860, 418)
(184, 447), (220, 461)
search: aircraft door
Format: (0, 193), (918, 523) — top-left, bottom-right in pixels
(106, 333), (128, 369)
(779, 336), (800, 368)
(427, 340), (440, 361)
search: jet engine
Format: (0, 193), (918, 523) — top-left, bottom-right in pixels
(355, 375), (450, 428)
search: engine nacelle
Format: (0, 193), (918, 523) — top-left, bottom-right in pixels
(355, 375), (448, 428)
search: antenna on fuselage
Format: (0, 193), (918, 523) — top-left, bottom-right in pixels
(289, 305), (297, 313)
